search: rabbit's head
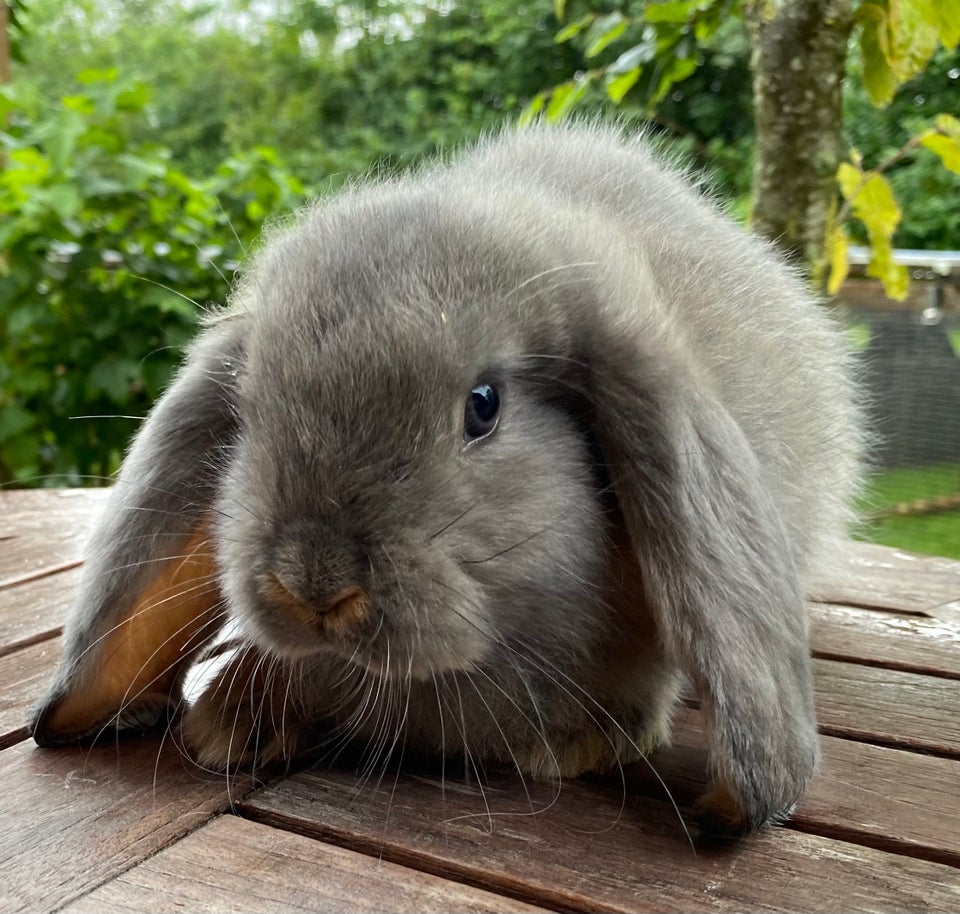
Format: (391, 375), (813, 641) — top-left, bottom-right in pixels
(214, 193), (614, 681)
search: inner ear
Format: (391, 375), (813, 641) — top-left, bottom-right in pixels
(34, 524), (225, 744)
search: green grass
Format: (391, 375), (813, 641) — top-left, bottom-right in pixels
(845, 322), (960, 356)
(855, 462), (960, 559)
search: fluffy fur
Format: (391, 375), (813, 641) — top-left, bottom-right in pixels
(31, 124), (861, 834)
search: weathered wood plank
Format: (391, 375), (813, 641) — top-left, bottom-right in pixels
(814, 658), (960, 756)
(655, 710), (960, 868)
(61, 815), (550, 914)
(809, 601), (960, 679)
(0, 738), (253, 913)
(0, 489), (109, 588)
(808, 541), (960, 617)
(0, 638), (61, 748)
(239, 766), (960, 913)
(0, 567), (78, 657)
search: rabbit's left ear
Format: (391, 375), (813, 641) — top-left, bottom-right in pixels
(30, 321), (243, 746)
(577, 320), (819, 834)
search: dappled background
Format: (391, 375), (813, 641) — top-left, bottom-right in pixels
(1, 0), (958, 557)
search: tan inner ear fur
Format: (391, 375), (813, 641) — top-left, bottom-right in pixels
(43, 524), (223, 737)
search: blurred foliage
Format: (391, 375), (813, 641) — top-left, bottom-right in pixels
(4, 1), (28, 64)
(1, 0), (960, 499)
(0, 70), (305, 483)
(826, 0), (960, 298)
(845, 46), (960, 251)
(531, 0), (960, 299)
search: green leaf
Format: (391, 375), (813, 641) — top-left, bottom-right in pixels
(546, 76), (592, 122)
(553, 0), (566, 22)
(607, 40), (656, 75)
(585, 13), (627, 58)
(545, 83), (573, 121)
(87, 357), (141, 403)
(651, 55), (698, 104)
(555, 14), (594, 43)
(39, 184), (83, 221)
(116, 82), (152, 112)
(76, 68), (120, 85)
(518, 92), (548, 128)
(43, 110), (86, 173)
(606, 68), (641, 103)
(644, 0), (702, 24)
(0, 405), (36, 444)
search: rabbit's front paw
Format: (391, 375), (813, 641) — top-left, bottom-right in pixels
(179, 646), (307, 772)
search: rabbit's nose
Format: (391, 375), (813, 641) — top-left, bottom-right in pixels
(263, 573), (370, 636)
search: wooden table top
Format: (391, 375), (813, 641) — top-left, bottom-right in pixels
(2, 488), (959, 913)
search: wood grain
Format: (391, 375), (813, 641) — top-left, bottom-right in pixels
(0, 737), (252, 913)
(0, 567), (78, 657)
(61, 815), (550, 913)
(814, 658), (960, 756)
(654, 710), (960, 868)
(809, 601), (960, 679)
(0, 489), (109, 588)
(808, 541), (960, 616)
(239, 766), (960, 913)
(0, 638), (61, 748)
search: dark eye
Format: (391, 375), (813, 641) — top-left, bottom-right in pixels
(464, 383), (500, 442)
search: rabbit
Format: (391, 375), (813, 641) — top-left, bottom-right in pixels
(30, 122), (861, 835)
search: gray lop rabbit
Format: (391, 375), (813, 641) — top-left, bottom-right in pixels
(31, 124), (861, 834)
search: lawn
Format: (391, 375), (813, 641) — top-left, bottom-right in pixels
(855, 462), (960, 559)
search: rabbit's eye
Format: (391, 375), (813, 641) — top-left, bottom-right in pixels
(464, 383), (500, 442)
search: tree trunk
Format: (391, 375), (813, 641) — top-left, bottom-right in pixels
(746, 0), (855, 270)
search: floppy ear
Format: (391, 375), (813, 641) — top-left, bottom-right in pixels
(583, 324), (819, 834)
(31, 319), (245, 746)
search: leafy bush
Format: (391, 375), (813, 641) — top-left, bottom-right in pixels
(0, 70), (307, 484)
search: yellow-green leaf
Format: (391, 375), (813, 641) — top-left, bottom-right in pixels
(826, 227), (850, 296)
(918, 114), (960, 175)
(836, 161), (864, 201)
(867, 241), (909, 301)
(888, 0), (941, 81)
(857, 3), (899, 106)
(606, 68), (641, 103)
(554, 0), (566, 22)
(938, 0), (960, 47)
(836, 161), (907, 299)
(921, 131), (960, 174)
(840, 169), (902, 239)
(856, 0), (941, 105)
(934, 112), (960, 137)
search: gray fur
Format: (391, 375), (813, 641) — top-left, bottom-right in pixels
(31, 124), (860, 833)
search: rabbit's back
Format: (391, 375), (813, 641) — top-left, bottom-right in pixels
(444, 124), (861, 580)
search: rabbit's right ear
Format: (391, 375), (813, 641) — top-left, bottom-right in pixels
(566, 306), (820, 835)
(31, 319), (245, 746)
